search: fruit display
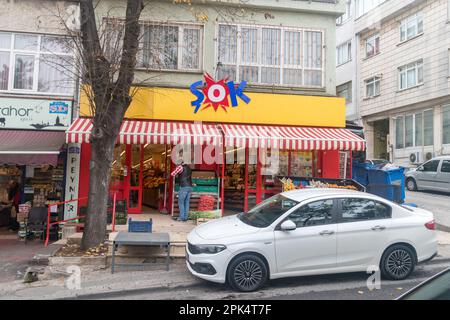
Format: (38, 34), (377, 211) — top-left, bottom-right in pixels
(280, 178), (296, 192)
(198, 195), (215, 211)
(144, 177), (165, 188)
(280, 177), (359, 192)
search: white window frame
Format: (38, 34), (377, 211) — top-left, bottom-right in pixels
(398, 59), (423, 91)
(365, 33), (380, 59)
(136, 21), (204, 72)
(337, 0), (352, 25)
(337, 40), (352, 66)
(400, 12), (424, 43)
(394, 109), (434, 150)
(365, 76), (381, 98)
(215, 23), (325, 88)
(443, 105), (450, 145)
(0, 31), (75, 96)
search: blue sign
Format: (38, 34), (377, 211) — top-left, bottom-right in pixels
(49, 101), (69, 114)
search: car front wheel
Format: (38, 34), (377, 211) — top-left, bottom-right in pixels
(227, 254), (268, 292)
(380, 245), (416, 280)
(406, 178), (418, 191)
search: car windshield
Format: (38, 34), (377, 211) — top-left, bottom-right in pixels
(238, 194), (299, 228)
(400, 269), (450, 300)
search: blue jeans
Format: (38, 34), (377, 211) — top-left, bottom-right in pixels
(178, 187), (192, 221)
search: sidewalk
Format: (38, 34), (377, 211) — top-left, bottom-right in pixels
(1, 231), (450, 300)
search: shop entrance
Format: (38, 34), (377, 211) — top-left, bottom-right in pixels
(111, 144), (169, 214)
(373, 119), (390, 161)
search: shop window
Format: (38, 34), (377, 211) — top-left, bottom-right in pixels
(424, 109), (434, 146)
(396, 110), (433, 149)
(443, 105), (450, 145)
(217, 24), (324, 87)
(395, 116), (405, 149)
(405, 115), (414, 148)
(0, 32), (75, 95)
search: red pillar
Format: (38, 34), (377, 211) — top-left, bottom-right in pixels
(321, 150), (340, 179)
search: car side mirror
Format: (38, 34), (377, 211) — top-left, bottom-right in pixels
(280, 220), (297, 231)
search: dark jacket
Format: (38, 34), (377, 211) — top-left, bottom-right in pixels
(179, 164), (192, 188)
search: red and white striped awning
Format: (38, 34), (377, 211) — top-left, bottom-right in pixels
(66, 118), (222, 146)
(220, 124), (365, 151)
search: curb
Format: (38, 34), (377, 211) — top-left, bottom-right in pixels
(56, 281), (204, 300)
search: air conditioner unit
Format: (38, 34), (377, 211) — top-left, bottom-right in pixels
(425, 152), (435, 161)
(409, 152), (423, 164)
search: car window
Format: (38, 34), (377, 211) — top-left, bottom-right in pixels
(400, 269), (450, 300)
(422, 160), (440, 172)
(339, 198), (392, 223)
(238, 194), (299, 228)
(441, 160), (450, 173)
(288, 200), (334, 228)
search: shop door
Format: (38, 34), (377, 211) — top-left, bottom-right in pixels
(126, 145), (143, 214)
(244, 148), (259, 212)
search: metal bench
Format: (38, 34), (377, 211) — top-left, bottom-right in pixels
(110, 232), (170, 274)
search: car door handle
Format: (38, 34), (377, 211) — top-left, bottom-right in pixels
(371, 225), (386, 231)
(319, 230), (335, 236)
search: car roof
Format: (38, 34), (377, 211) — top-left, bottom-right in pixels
(429, 156), (450, 160)
(281, 188), (378, 202)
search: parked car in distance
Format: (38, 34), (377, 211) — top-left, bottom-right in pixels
(365, 159), (391, 166)
(397, 268), (450, 300)
(186, 189), (437, 292)
(405, 156), (450, 193)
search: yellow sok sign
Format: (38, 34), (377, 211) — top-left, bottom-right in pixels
(80, 86), (346, 128)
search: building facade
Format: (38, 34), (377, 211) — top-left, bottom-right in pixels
(0, 0), (78, 215)
(337, 0), (450, 167)
(67, 0), (367, 217)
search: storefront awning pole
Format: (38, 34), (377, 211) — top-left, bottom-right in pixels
(221, 144), (225, 217)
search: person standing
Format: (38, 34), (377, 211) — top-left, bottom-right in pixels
(171, 161), (193, 222)
(6, 180), (20, 231)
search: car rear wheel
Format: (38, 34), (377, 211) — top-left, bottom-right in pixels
(380, 245), (416, 280)
(227, 254), (268, 292)
(406, 178), (417, 191)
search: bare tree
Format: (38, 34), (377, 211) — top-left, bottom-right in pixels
(38, 0), (253, 250)
(76, 0), (144, 249)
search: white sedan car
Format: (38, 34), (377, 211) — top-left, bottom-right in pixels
(186, 189), (437, 292)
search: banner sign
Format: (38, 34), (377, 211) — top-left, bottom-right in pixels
(0, 97), (72, 130)
(190, 73), (251, 114)
(64, 143), (81, 220)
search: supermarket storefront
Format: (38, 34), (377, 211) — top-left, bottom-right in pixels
(66, 80), (365, 217)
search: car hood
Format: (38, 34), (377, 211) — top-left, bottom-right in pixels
(194, 215), (260, 240)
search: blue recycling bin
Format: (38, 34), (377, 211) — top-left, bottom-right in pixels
(352, 161), (375, 186)
(366, 167), (406, 203)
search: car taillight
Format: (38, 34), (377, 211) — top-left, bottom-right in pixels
(425, 220), (435, 230)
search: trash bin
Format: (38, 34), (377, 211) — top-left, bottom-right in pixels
(367, 167), (406, 203)
(352, 161), (375, 186)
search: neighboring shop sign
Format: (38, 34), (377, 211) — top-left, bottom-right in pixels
(0, 97), (72, 130)
(64, 143), (81, 220)
(190, 73), (251, 113)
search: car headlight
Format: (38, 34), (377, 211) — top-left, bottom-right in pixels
(189, 243), (227, 255)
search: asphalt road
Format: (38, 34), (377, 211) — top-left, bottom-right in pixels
(85, 258), (450, 300)
(405, 190), (450, 230)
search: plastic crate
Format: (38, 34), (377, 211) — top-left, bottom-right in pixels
(192, 178), (218, 186)
(128, 218), (152, 233)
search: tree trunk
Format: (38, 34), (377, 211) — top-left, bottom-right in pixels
(80, 131), (116, 250)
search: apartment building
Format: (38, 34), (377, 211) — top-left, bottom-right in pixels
(0, 1), (78, 210)
(337, 0), (450, 166)
(66, 0), (368, 216)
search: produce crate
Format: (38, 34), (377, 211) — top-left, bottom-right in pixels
(128, 218), (152, 233)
